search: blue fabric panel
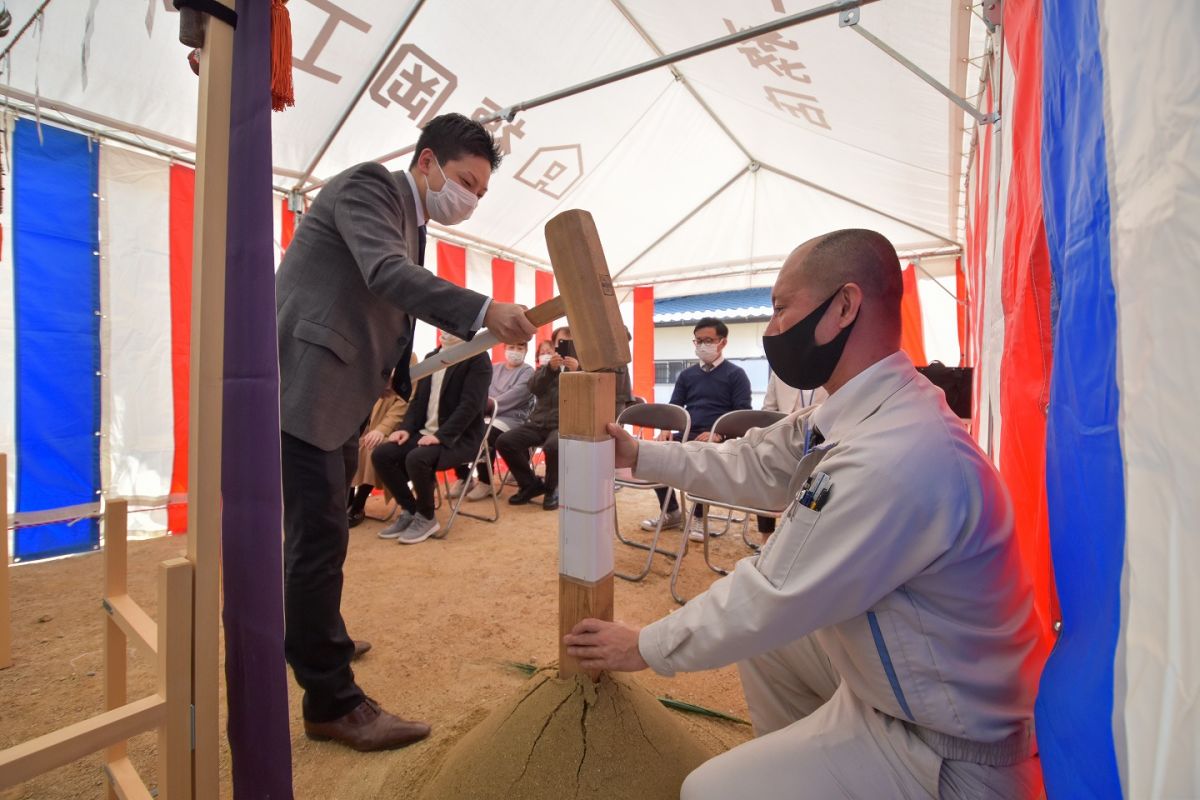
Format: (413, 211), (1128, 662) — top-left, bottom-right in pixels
(13, 120), (100, 560)
(1038, 0), (1125, 796)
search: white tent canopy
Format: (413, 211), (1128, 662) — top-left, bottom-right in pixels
(0, 0), (985, 295)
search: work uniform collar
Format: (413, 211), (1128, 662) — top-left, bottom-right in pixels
(810, 351), (916, 443)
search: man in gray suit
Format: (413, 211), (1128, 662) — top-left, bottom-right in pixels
(276, 114), (536, 751)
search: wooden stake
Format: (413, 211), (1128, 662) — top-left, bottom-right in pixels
(159, 558), (194, 800)
(186, 4), (236, 795)
(0, 453), (10, 670)
(104, 500), (129, 800)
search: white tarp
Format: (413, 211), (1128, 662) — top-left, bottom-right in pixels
(0, 0), (984, 294)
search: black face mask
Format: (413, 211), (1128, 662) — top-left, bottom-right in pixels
(762, 286), (857, 390)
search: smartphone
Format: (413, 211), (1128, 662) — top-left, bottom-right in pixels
(555, 338), (578, 362)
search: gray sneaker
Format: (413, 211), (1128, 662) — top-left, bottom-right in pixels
(465, 481), (494, 501)
(378, 511), (415, 539)
(398, 514), (440, 544)
(640, 509), (682, 532)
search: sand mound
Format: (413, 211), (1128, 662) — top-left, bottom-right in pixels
(406, 670), (714, 800)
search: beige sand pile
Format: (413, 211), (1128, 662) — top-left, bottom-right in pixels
(406, 670), (714, 800)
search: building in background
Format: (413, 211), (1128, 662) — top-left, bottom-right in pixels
(650, 281), (961, 405)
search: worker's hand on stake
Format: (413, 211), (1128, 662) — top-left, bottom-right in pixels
(563, 619), (648, 672)
(484, 301), (538, 344)
(606, 423), (639, 469)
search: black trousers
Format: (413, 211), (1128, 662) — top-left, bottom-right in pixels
(495, 423), (559, 493)
(281, 431), (364, 723)
(372, 436), (477, 518)
(454, 426), (503, 483)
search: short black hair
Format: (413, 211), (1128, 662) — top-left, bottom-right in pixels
(693, 317), (728, 338)
(410, 113), (502, 171)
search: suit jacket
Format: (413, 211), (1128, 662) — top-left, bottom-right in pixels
(276, 162), (489, 451)
(402, 349), (492, 451)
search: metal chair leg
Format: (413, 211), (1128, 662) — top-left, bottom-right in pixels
(669, 500), (728, 605)
(741, 514), (761, 551)
(615, 491), (678, 582)
(438, 438), (501, 538)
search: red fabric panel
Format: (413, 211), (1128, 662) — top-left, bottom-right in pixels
(280, 196), (295, 251)
(632, 286), (655, 406)
(491, 258), (515, 362)
(1000, 0), (1058, 643)
(535, 269), (555, 346)
(955, 258), (968, 365)
(899, 264), (928, 366)
(436, 240), (466, 286)
(168, 164), (195, 534)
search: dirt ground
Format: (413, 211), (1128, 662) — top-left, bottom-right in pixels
(1, 486), (757, 799)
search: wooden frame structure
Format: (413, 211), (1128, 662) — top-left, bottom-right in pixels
(0, 500), (195, 798)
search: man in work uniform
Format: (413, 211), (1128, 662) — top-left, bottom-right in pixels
(565, 229), (1046, 798)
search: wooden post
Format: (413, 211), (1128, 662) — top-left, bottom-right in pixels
(1, 453), (10, 670)
(158, 558), (194, 800)
(557, 372), (617, 679)
(103, 500), (129, 800)
(544, 210), (630, 681)
(186, 4), (235, 795)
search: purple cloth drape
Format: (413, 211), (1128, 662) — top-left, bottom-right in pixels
(221, 0), (294, 795)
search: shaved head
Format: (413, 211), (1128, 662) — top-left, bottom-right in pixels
(781, 229), (903, 324)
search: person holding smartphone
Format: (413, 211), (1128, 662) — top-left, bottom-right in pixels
(496, 326), (577, 511)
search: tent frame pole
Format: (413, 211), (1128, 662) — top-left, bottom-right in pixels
(611, 167), (748, 281)
(320, 0), (877, 194)
(608, 0), (754, 163)
(839, 8), (998, 125)
(291, 0), (427, 191)
(475, 0), (879, 126)
(614, 244), (963, 288)
(759, 162), (959, 247)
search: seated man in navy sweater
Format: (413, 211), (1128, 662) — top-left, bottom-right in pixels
(642, 317), (752, 540)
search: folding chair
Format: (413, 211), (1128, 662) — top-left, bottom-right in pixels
(611, 403), (693, 586)
(438, 415), (502, 538)
(678, 409), (789, 597)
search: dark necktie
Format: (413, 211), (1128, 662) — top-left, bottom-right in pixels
(390, 224), (428, 399)
(809, 426), (825, 449)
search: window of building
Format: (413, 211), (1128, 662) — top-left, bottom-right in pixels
(654, 360), (698, 385)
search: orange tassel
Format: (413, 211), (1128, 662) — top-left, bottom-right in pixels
(270, 0), (294, 112)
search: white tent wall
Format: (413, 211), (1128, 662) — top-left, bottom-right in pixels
(1103, 0), (1200, 794)
(98, 146), (174, 532)
(967, 37), (1013, 461)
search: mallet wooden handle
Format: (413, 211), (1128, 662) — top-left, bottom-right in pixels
(408, 296), (565, 381)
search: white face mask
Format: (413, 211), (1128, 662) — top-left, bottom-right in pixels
(424, 159), (478, 226)
(505, 348), (525, 366)
(694, 342), (719, 363)
(538, 353), (553, 366)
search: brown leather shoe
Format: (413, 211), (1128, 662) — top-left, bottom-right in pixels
(352, 639), (372, 660)
(304, 698), (431, 751)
